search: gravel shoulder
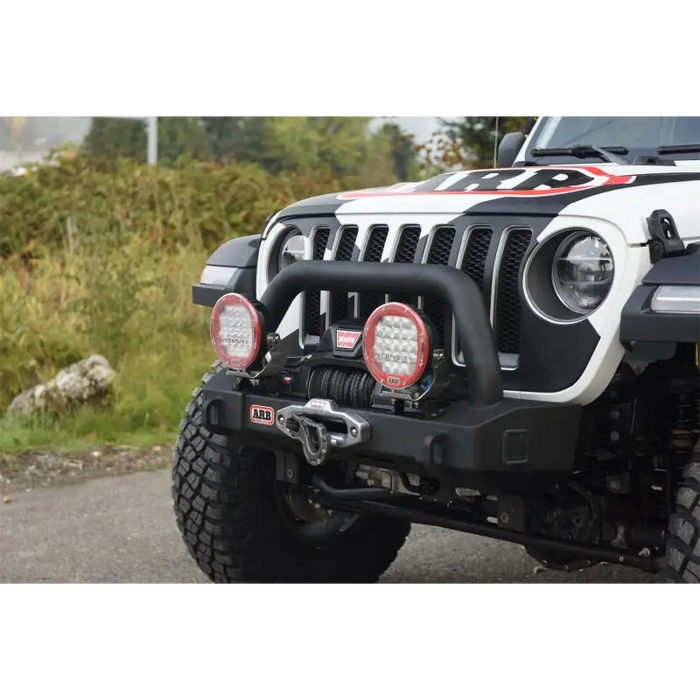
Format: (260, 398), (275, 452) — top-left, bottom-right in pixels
(0, 444), (172, 497)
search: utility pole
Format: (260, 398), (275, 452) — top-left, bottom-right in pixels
(146, 117), (158, 165)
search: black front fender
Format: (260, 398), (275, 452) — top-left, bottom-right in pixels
(192, 234), (260, 307)
(620, 244), (700, 343)
(207, 234), (260, 268)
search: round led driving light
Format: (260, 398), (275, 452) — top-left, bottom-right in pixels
(363, 302), (431, 390)
(552, 233), (614, 314)
(210, 293), (262, 370)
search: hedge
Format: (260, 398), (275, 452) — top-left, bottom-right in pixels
(0, 155), (375, 259)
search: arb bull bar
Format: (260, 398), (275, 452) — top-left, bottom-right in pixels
(201, 261), (582, 482)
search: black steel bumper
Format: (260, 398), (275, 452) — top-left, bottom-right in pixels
(202, 369), (582, 481)
(200, 260), (582, 485)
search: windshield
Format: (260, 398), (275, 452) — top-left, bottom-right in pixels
(524, 117), (700, 163)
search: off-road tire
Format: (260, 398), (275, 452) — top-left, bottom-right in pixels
(172, 364), (411, 583)
(663, 442), (700, 583)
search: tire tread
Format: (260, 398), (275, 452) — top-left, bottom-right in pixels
(663, 446), (700, 584)
(172, 363), (409, 583)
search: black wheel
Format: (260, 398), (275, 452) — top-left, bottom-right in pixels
(172, 364), (411, 583)
(663, 442), (700, 583)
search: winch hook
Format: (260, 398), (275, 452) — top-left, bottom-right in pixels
(285, 414), (331, 467)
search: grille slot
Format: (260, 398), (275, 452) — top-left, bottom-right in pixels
(304, 227), (330, 339)
(390, 225), (421, 306)
(495, 228), (532, 357)
(424, 227), (456, 349)
(359, 225), (389, 319)
(452, 227), (494, 365)
(460, 227), (493, 291)
(330, 226), (359, 324)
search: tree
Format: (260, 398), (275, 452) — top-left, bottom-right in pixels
(201, 117), (379, 177)
(157, 118), (211, 163)
(84, 118), (210, 165)
(201, 117), (317, 169)
(435, 116), (531, 169)
(376, 122), (419, 181)
(260, 117), (324, 172)
(80, 116), (417, 185)
(83, 118), (146, 163)
(201, 117), (261, 163)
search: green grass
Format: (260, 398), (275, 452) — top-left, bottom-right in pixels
(0, 413), (176, 454)
(0, 239), (217, 455)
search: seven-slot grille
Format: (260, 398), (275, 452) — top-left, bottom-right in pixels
(301, 223), (532, 365)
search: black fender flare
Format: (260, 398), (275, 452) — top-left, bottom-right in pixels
(620, 244), (700, 344)
(207, 234), (260, 268)
(192, 234), (260, 307)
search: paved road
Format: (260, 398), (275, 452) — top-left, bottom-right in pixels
(0, 470), (657, 583)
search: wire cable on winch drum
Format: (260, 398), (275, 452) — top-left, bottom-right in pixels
(308, 368), (375, 408)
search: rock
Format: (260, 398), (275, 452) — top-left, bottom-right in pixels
(3, 496), (12, 504)
(7, 355), (115, 417)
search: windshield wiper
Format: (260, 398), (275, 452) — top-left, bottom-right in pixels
(530, 144), (630, 165)
(658, 143), (700, 155)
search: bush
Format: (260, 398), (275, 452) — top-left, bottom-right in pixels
(0, 155), (397, 451)
(0, 243), (212, 446)
(0, 155), (358, 259)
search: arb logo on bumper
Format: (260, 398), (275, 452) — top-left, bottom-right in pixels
(250, 405), (275, 425)
(336, 329), (362, 350)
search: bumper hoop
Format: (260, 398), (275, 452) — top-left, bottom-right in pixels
(276, 399), (371, 467)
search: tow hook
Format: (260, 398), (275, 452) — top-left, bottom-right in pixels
(276, 399), (370, 467)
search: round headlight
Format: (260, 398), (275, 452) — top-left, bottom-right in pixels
(279, 232), (305, 271)
(552, 233), (614, 314)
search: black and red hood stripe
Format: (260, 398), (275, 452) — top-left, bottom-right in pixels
(275, 166), (700, 220)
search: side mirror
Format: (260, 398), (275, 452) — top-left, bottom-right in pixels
(497, 132), (526, 168)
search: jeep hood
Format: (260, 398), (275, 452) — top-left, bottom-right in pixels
(274, 164), (700, 245)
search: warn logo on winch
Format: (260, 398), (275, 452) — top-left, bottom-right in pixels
(250, 405), (275, 425)
(335, 329), (362, 351)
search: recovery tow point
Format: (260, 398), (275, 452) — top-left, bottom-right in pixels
(276, 399), (370, 466)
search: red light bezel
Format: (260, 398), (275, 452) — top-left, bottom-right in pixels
(210, 293), (262, 370)
(362, 302), (430, 390)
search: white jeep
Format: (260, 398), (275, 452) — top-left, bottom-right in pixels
(172, 116), (700, 583)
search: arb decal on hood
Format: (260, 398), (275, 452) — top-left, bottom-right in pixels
(338, 167), (636, 199)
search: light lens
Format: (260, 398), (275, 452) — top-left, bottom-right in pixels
(200, 265), (234, 286)
(651, 285), (700, 314)
(552, 233), (614, 313)
(210, 293), (262, 370)
(279, 232), (305, 271)
(363, 303), (430, 390)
